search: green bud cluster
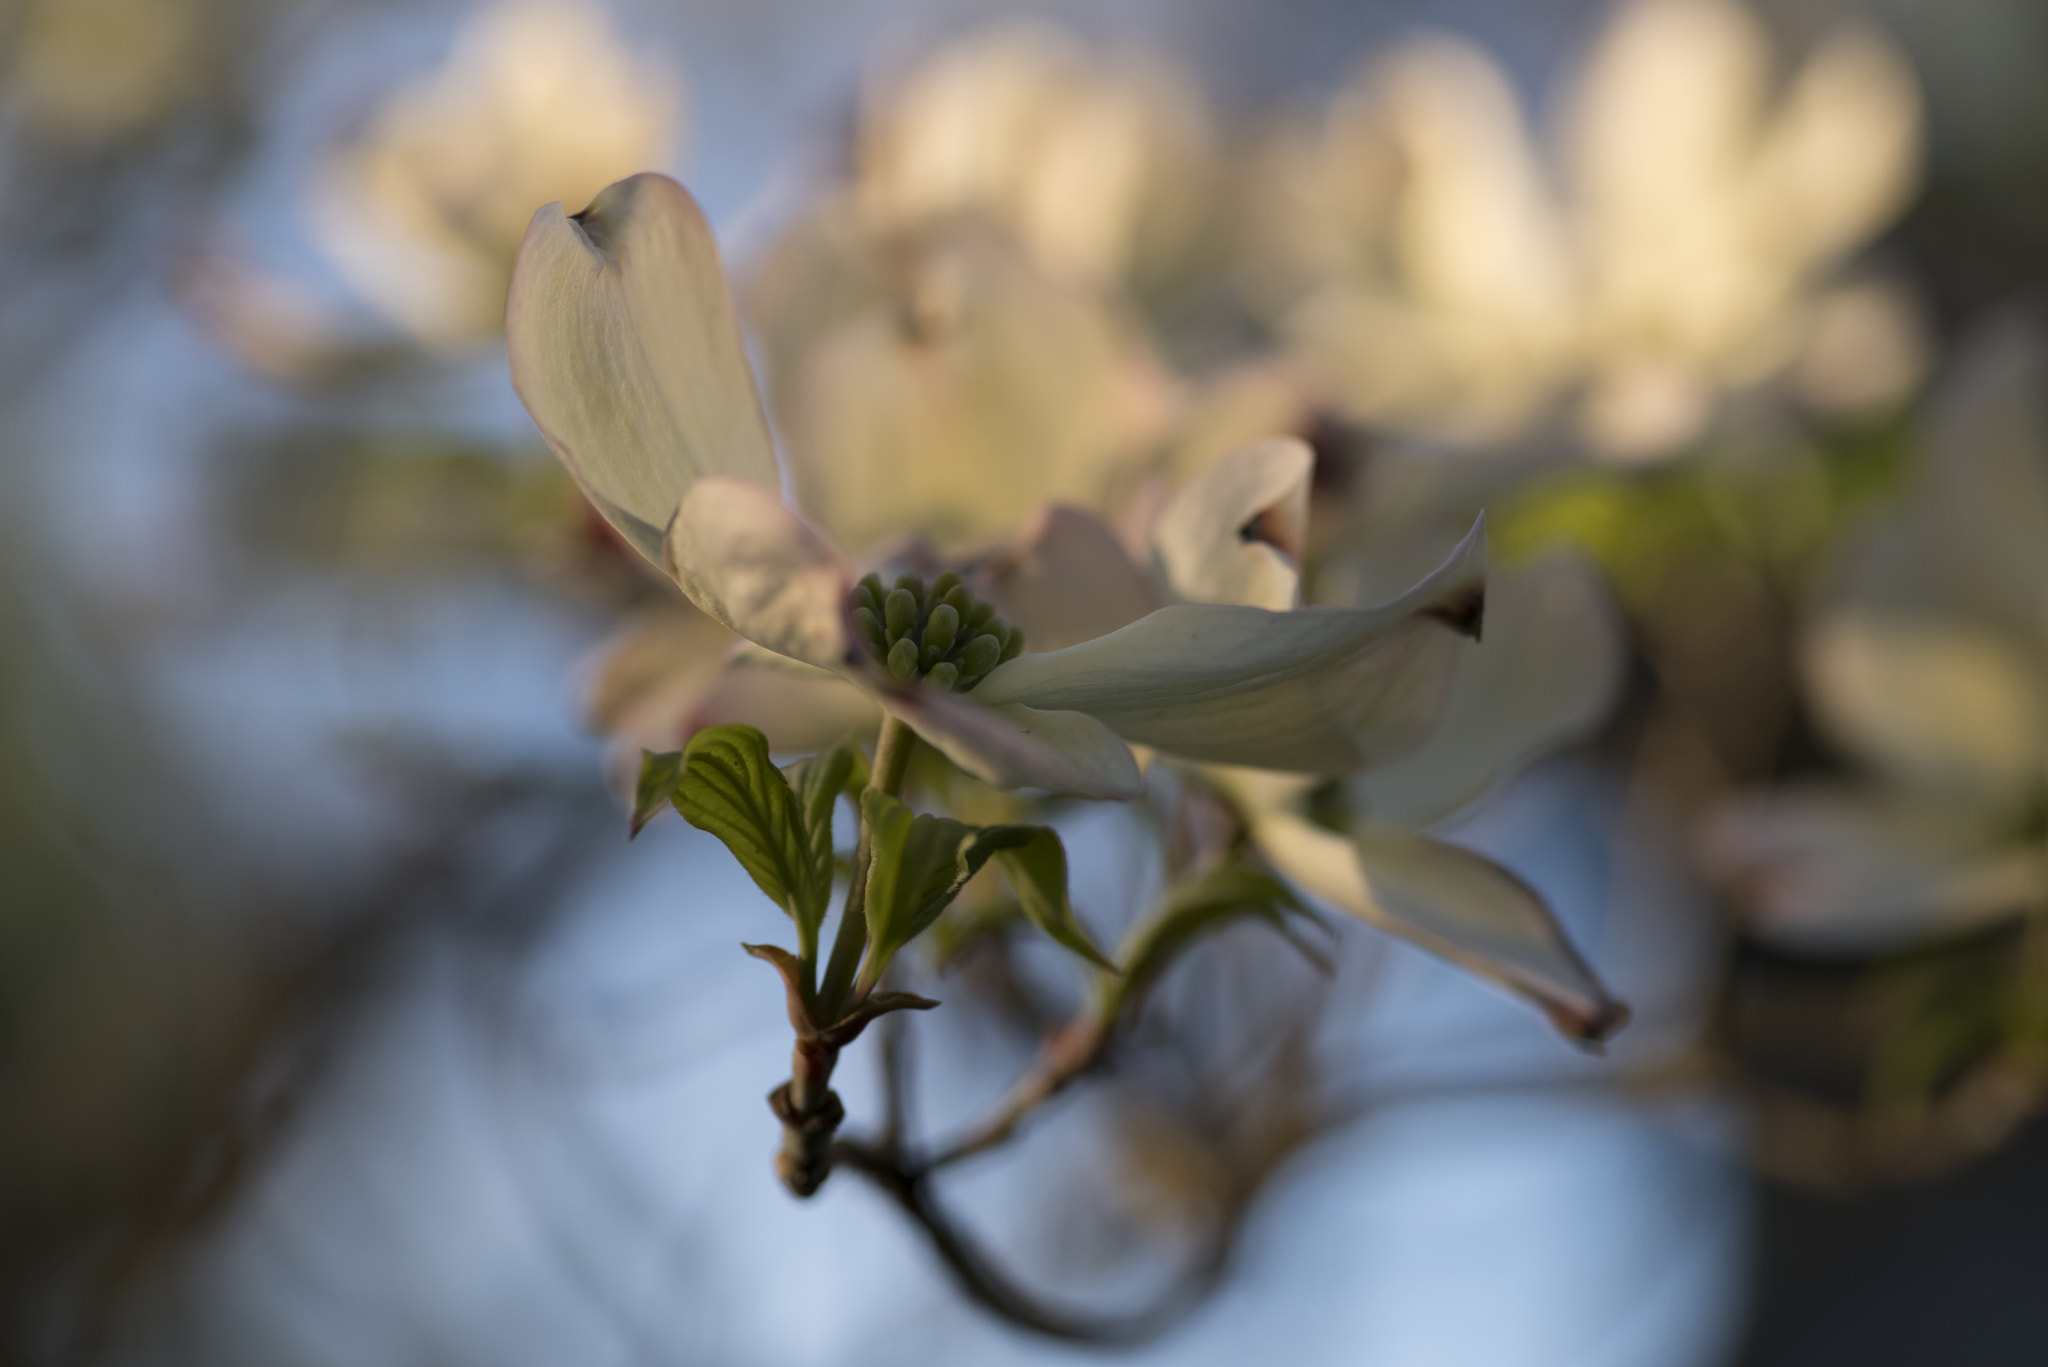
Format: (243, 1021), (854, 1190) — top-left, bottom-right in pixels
(850, 570), (1024, 691)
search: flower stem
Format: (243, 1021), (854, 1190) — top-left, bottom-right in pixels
(820, 714), (916, 1021)
(772, 715), (919, 1198)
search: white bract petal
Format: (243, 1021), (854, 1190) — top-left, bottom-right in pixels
(854, 21), (1212, 289)
(1748, 25), (1920, 273)
(1804, 610), (2047, 812)
(664, 477), (852, 672)
(1375, 37), (1575, 352)
(1570, 0), (1765, 239)
(1349, 553), (1623, 829)
(767, 228), (1168, 555)
(882, 686), (1144, 800)
(979, 503), (1158, 653)
(976, 516), (1486, 772)
(1151, 437), (1312, 610)
(1703, 790), (2048, 955)
(507, 172), (777, 564)
(1252, 814), (1627, 1042)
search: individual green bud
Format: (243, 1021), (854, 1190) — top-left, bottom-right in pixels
(927, 660), (960, 691)
(930, 569), (963, 600)
(887, 636), (921, 679)
(884, 588), (918, 642)
(921, 604), (960, 666)
(942, 584), (975, 620)
(966, 600), (997, 630)
(999, 622), (1025, 663)
(854, 606), (886, 654)
(957, 632), (1002, 679)
(894, 573), (925, 613)
(855, 573), (885, 616)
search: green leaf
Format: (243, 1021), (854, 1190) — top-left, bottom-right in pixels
(631, 749), (685, 837)
(784, 732), (870, 912)
(859, 794), (1114, 984)
(671, 725), (823, 952)
(1101, 864), (1323, 1023)
(742, 942), (815, 1035)
(816, 990), (942, 1048)
(993, 829), (1118, 972)
(860, 791), (980, 978)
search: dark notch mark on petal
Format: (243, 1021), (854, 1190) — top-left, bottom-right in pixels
(1238, 506), (1305, 567)
(1548, 995), (1632, 1051)
(1424, 584), (1486, 642)
(567, 202), (618, 255)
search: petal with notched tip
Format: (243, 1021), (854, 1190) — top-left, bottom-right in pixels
(508, 173), (777, 564)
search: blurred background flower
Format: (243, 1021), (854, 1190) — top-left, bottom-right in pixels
(310, 0), (683, 347)
(1239, 0), (1925, 459)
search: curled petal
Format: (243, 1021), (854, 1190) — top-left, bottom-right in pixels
(664, 477), (853, 672)
(974, 515), (1486, 772)
(884, 686), (1144, 800)
(1350, 553), (1623, 828)
(1152, 436), (1312, 610)
(1255, 814), (1627, 1044)
(507, 173), (778, 564)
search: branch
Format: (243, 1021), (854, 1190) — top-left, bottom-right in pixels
(831, 1138), (1231, 1345)
(917, 1019), (1107, 1172)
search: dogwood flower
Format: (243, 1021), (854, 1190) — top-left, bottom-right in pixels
(1705, 322), (2048, 953)
(508, 173), (1487, 802)
(1242, 0), (1923, 458)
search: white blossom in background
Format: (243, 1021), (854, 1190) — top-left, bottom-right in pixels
(742, 219), (1178, 558)
(852, 20), (1215, 294)
(733, 20), (1221, 560)
(1705, 321), (2048, 953)
(1243, 0), (1924, 459)
(308, 0), (681, 346)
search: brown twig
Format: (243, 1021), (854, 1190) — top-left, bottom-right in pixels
(831, 1137), (1232, 1345)
(821, 992), (1229, 1343)
(917, 1019), (1109, 1173)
